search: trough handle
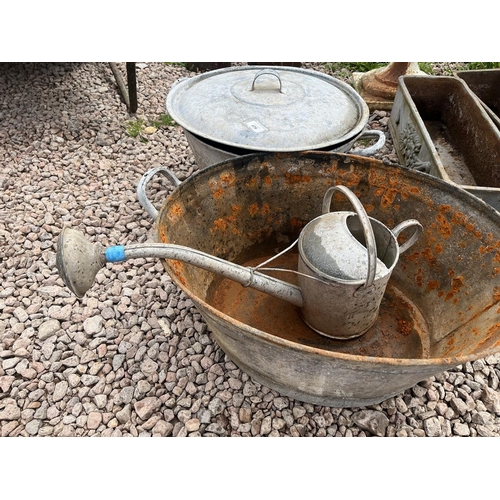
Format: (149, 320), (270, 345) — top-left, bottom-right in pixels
(391, 219), (423, 254)
(322, 185), (377, 288)
(351, 130), (386, 156)
(250, 69), (283, 93)
(137, 166), (182, 221)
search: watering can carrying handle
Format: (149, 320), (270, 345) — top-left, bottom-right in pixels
(391, 219), (423, 254)
(136, 166), (182, 221)
(322, 185), (377, 288)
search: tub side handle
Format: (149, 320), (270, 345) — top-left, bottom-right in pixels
(136, 166), (182, 221)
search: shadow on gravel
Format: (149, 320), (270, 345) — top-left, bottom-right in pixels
(0, 62), (127, 146)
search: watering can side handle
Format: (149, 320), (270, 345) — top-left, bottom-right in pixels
(392, 219), (423, 254)
(136, 166), (182, 221)
(322, 185), (377, 288)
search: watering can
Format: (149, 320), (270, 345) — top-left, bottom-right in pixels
(56, 185), (422, 340)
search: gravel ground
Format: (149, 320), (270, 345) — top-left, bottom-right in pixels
(1, 62), (500, 438)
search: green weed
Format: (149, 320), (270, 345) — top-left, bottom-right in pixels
(325, 62), (388, 73)
(417, 62), (434, 74)
(462, 62), (500, 70)
(125, 113), (176, 138)
(164, 62), (188, 68)
(126, 118), (145, 138)
(151, 114), (176, 128)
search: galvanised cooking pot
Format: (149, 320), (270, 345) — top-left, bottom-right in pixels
(166, 66), (385, 167)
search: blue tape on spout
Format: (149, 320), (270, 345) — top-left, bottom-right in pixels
(105, 246), (126, 262)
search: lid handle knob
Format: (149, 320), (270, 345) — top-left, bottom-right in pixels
(250, 69), (283, 93)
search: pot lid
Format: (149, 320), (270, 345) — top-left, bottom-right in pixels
(299, 212), (389, 282)
(166, 66), (369, 152)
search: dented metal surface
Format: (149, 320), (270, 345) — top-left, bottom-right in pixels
(389, 75), (500, 212)
(154, 151), (500, 407)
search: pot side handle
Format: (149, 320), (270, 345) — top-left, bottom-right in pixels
(350, 130), (386, 156)
(136, 166), (182, 221)
(391, 219), (423, 254)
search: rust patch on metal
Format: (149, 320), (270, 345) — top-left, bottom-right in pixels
(415, 269), (423, 287)
(285, 172), (311, 184)
(212, 188), (225, 199)
(159, 226), (167, 243)
(422, 248), (437, 266)
(435, 213), (452, 238)
(405, 251), (420, 263)
(290, 217), (305, 231)
(449, 211), (466, 226)
(381, 188), (398, 208)
(209, 172), (236, 199)
(248, 203), (271, 217)
(167, 201), (185, 222)
(169, 260), (187, 286)
(397, 319), (412, 336)
(445, 276), (465, 301)
(427, 280), (440, 291)
(449, 210), (482, 238)
(213, 218), (228, 231)
(220, 172), (236, 185)
(479, 243), (500, 255)
(476, 323), (500, 349)
(335, 169), (362, 188)
(248, 203), (259, 216)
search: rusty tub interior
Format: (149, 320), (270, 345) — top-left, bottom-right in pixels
(154, 151), (500, 407)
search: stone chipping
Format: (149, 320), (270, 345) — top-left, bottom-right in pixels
(1, 61), (500, 437)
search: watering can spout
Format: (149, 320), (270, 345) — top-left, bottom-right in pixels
(56, 228), (107, 299)
(56, 227), (305, 307)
